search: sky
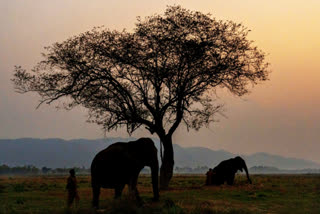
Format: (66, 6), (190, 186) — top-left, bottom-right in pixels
(0, 0), (319, 163)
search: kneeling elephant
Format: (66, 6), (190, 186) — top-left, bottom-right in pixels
(207, 156), (252, 186)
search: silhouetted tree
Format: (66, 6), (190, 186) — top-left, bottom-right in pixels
(12, 6), (269, 188)
(0, 165), (40, 175)
(41, 166), (51, 174)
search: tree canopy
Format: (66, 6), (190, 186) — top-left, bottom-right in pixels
(13, 5), (270, 188)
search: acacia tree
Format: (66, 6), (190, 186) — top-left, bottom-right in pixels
(12, 6), (269, 189)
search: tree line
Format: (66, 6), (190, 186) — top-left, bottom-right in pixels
(1, 165), (319, 175)
(0, 165), (210, 175)
(0, 165), (89, 175)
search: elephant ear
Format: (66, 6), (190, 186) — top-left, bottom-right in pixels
(127, 140), (149, 165)
(127, 146), (141, 159)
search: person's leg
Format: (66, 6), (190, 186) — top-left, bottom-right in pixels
(75, 191), (80, 207)
(67, 191), (75, 207)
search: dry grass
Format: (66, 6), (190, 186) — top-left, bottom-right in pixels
(0, 174), (320, 213)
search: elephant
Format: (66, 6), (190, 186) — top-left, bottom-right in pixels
(91, 138), (159, 208)
(208, 156), (252, 186)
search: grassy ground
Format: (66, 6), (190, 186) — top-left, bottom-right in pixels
(0, 174), (320, 213)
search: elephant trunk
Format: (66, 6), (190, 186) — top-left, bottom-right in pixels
(242, 161), (252, 184)
(151, 161), (159, 201)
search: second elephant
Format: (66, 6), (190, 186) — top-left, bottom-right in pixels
(209, 156), (252, 185)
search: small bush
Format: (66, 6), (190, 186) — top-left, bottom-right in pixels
(162, 199), (184, 214)
(16, 197), (25, 205)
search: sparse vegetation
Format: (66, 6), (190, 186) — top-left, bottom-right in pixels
(1, 174), (320, 213)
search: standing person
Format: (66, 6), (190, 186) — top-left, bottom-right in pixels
(66, 169), (80, 207)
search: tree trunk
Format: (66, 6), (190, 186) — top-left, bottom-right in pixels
(159, 135), (174, 189)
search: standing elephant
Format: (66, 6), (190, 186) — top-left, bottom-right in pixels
(91, 138), (159, 208)
(208, 156), (252, 186)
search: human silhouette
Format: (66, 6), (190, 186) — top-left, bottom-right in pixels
(66, 169), (80, 207)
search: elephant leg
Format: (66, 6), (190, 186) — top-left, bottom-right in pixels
(128, 175), (141, 202)
(114, 184), (125, 199)
(227, 174), (235, 185)
(92, 185), (100, 208)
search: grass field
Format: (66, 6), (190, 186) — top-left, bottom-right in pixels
(1, 174), (320, 214)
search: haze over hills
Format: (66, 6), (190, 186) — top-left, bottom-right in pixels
(1, 138), (319, 170)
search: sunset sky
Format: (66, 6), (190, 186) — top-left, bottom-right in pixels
(0, 0), (319, 162)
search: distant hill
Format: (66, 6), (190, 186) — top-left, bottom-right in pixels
(243, 152), (320, 170)
(249, 166), (320, 174)
(1, 138), (320, 170)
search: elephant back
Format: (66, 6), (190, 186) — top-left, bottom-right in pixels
(91, 143), (132, 186)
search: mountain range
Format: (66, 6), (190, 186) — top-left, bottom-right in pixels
(1, 138), (319, 170)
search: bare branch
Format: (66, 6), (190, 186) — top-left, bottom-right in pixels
(12, 5), (270, 138)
